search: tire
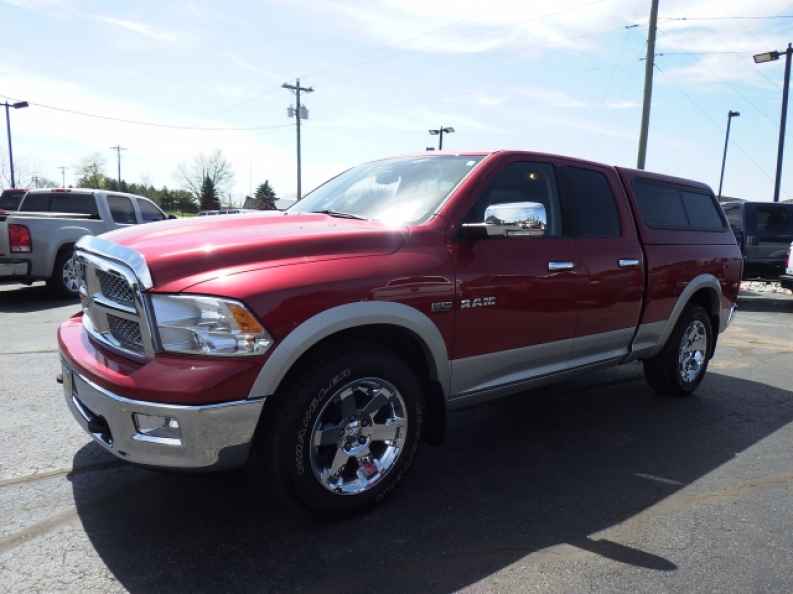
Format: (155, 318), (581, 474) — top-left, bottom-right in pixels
(643, 304), (713, 397)
(47, 247), (81, 298)
(255, 343), (424, 515)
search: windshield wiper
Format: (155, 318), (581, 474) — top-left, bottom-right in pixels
(311, 209), (368, 220)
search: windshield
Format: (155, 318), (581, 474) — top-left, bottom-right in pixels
(289, 155), (483, 225)
(748, 204), (793, 238)
(0, 190), (26, 210)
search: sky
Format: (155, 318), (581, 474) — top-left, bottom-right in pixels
(2, 0), (793, 203)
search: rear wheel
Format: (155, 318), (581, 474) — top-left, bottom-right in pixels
(256, 344), (423, 514)
(47, 248), (81, 298)
(644, 304), (712, 397)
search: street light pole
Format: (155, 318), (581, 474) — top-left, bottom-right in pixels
(2, 100), (28, 189)
(754, 43), (793, 202)
(428, 125), (455, 150)
(718, 110), (740, 198)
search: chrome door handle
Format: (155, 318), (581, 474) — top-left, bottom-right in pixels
(548, 261), (575, 272)
(618, 259), (641, 268)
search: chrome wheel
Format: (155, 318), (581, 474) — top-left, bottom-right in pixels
(678, 319), (708, 383)
(62, 255), (82, 294)
(309, 377), (408, 495)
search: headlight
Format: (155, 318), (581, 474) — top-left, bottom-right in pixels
(151, 294), (273, 356)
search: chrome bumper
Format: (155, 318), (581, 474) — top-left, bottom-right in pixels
(61, 359), (264, 470)
(720, 304), (737, 333)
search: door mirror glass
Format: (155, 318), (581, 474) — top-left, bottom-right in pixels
(461, 201), (547, 239)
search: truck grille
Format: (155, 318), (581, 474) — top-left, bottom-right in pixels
(96, 269), (135, 308)
(107, 315), (144, 351)
(77, 248), (155, 360)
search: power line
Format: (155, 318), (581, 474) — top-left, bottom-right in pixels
(662, 15), (793, 22)
(0, 94), (293, 132)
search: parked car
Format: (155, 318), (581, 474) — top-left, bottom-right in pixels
(0, 188), (29, 212)
(0, 188), (171, 296)
(198, 208), (259, 216)
(58, 151), (742, 514)
(780, 242), (793, 291)
(721, 201), (793, 279)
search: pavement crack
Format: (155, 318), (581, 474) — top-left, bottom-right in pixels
(0, 460), (125, 488)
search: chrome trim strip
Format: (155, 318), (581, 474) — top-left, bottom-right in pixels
(548, 260), (575, 272)
(76, 234), (153, 290)
(618, 258), (640, 268)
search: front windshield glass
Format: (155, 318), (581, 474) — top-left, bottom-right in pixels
(289, 155), (483, 225)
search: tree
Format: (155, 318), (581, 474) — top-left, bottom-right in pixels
(76, 154), (110, 189)
(254, 180), (278, 210)
(199, 176), (220, 210)
(177, 150), (234, 201)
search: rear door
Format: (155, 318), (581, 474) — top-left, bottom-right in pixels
(745, 203), (793, 274)
(106, 194), (139, 228)
(556, 162), (644, 364)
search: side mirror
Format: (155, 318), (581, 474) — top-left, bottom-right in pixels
(168, 214), (178, 220)
(460, 202), (548, 240)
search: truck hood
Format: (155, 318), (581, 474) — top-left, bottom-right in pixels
(102, 212), (405, 292)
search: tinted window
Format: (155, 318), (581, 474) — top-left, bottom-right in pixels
(681, 191), (725, 230)
(0, 190), (26, 210)
(748, 204), (793, 237)
(558, 166), (621, 238)
(51, 194), (99, 218)
(20, 193), (52, 212)
(107, 195), (137, 224)
(138, 199), (165, 222)
(722, 204), (743, 228)
(633, 180), (689, 228)
(464, 162), (561, 237)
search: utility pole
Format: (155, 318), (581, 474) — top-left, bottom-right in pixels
(2, 100), (29, 188)
(58, 166), (67, 187)
(282, 78), (314, 200)
(774, 44), (792, 202)
(718, 111), (740, 198)
(429, 125), (455, 150)
(110, 145), (126, 187)
(637, 0), (659, 170)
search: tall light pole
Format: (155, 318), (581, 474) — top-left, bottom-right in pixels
(754, 43), (793, 202)
(110, 145), (126, 187)
(718, 110), (740, 198)
(2, 100), (29, 188)
(428, 126), (455, 150)
(282, 78), (314, 200)
(58, 166), (68, 187)
(637, 0), (659, 170)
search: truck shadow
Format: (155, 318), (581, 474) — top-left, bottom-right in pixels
(0, 283), (78, 313)
(69, 367), (793, 593)
(737, 294), (793, 314)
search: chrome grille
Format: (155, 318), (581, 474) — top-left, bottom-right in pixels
(77, 245), (155, 360)
(96, 269), (135, 308)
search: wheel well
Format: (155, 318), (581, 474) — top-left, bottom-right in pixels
(688, 287), (720, 356)
(51, 242), (75, 276)
(274, 324), (446, 445)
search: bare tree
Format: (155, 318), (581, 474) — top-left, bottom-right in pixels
(75, 153), (109, 188)
(177, 149), (234, 200)
(0, 155), (45, 189)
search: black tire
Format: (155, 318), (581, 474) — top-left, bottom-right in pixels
(254, 343), (424, 515)
(643, 304), (713, 397)
(47, 247), (80, 298)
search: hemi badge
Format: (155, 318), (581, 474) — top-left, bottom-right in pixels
(431, 301), (453, 313)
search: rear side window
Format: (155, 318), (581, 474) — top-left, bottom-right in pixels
(107, 195), (137, 224)
(20, 194), (52, 212)
(0, 190), (26, 210)
(748, 204), (793, 237)
(138, 199), (165, 222)
(51, 194), (99, 218)
(558, 166), (621, 238)
(633, 180), (723, 231)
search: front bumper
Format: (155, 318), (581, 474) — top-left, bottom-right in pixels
(61, 358), (264, 470)
(780, 274), (793, 290)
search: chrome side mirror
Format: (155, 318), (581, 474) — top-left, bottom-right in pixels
(461, 201), (548, 239)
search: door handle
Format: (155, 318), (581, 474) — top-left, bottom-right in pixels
(618, 259), (641, 268)
(548, 261), (575, 272)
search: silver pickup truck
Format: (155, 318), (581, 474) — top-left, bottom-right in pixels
(0, 188), (171, 296)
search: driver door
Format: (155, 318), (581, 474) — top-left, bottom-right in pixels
(450, 160), (584, 398)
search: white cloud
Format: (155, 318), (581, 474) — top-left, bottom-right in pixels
(517, 87), (587, 108)
(94, 16), (181, 44)
(606, 100), (639, 109)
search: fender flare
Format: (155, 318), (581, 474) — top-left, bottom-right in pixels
(653, 273), (722, 354)
(247, 301), (451, 399)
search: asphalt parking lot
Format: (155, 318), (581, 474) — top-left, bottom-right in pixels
(1, 282), (792, 593)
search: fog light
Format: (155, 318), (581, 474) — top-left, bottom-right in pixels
(133, 413), (181, 440)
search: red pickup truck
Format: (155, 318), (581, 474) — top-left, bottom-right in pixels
(58, 151), (742, 513)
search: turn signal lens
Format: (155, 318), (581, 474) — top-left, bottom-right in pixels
(9, 224), (32, 253)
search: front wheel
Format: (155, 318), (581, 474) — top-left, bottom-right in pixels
(644, 304), (713, 397)
(257, 344), (424, 514)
